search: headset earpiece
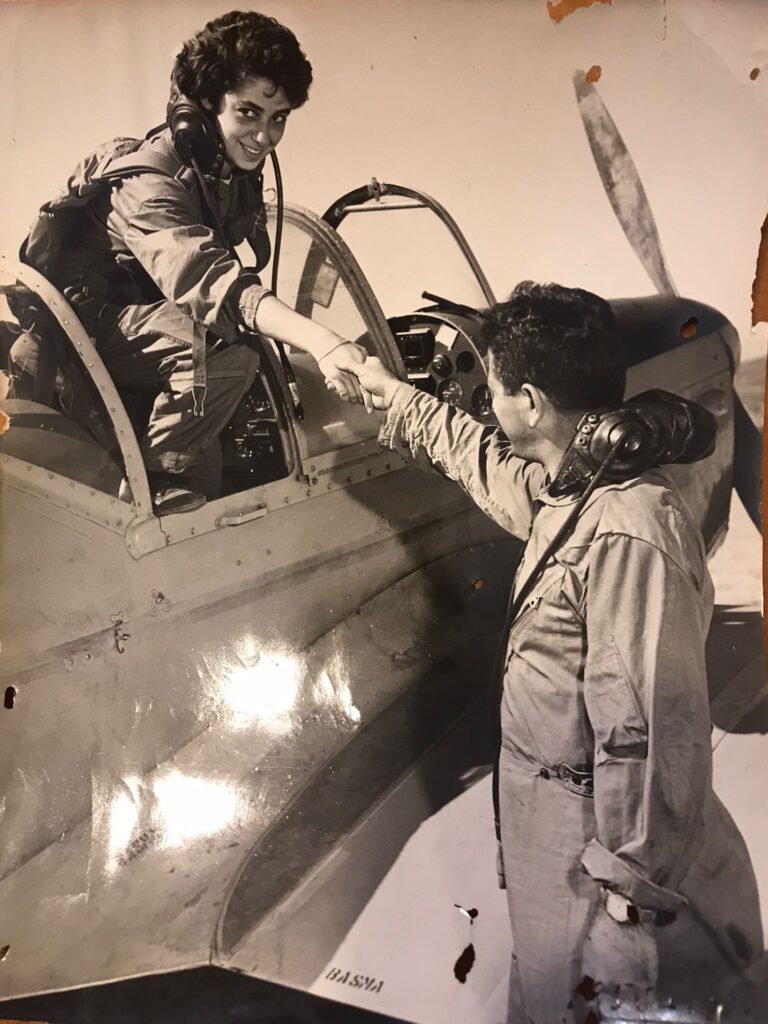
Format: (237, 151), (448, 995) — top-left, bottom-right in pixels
(168, 94), (225, 173)
(550, 389), (716, 496)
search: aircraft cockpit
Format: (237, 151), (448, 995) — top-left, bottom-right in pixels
(0, 183), (500, 554)
(321, 182), (497, 421)
(0, 179), (736, 558)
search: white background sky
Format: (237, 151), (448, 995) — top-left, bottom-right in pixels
(0, 5), (765, 1018)
(1, 0), (767, 360)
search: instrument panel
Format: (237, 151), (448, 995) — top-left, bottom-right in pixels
(387, 311), (495, 423)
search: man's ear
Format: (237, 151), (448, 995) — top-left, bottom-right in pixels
(520, 383), (544, 427)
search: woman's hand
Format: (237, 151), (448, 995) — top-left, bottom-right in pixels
(250, 295), (371, 406)
(319, 342), (371, 407)
(354, 356), (403, 411)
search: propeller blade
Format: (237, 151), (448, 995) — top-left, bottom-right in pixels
(573, 69), (762, 532)
(733, 391), (763, 531)
(573, 70), (677, 296)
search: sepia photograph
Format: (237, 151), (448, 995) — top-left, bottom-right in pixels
(0, 1), (766, 1022)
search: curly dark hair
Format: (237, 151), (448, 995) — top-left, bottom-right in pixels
(480, 281), (625, 411)
(172, 10), (313, 110)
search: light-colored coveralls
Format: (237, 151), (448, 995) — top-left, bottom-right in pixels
(380, 386), (762, 1023)
(49, 128), (273, 477)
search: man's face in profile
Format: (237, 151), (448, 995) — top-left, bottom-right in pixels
(487, 352), (536, 454)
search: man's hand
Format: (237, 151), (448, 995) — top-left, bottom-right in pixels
(354, 356), (403, 412)
(319, 342), (370, 407)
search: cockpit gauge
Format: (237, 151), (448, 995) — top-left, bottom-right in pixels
(471, 384), (492, 418)
(436, 378), (464, 407)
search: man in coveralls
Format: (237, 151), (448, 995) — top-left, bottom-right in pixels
(356, 282), (762, 1022)
(21, 11), (368, 513)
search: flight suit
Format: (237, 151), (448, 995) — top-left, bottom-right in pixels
(42, 128), (273, 481)
(380, 386), (762, 1023)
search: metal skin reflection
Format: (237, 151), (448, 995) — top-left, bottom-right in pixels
(102, 772), (245, 879)
(93, 646), (362, 881)
(218, 645), (360, 734)
(222, 649), (304, 733)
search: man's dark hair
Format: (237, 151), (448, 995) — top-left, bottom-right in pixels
(480, 281), (625, 411)
(172, 10), (313, 110)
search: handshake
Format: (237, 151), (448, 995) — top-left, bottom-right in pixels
(318, 342), (402, 413)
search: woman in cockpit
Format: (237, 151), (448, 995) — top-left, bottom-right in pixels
(20, 10), (367, 514)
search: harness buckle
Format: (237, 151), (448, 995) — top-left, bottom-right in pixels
(192, 384), (207, 417)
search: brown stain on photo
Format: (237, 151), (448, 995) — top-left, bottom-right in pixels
(751, 67), (761, 81)
(452, 904), (479, 981)
(680, 316), (698, 339)
(453, 942), (475, 983)
(764, 355), (768, 670)
(750, 214), (768, 327)
(757, 218), (768, 674)
(547, 0), (614, 25)
(574, 974), (600, 1000)
(0, 408), (9, 436)
(585, 65), (602, 84)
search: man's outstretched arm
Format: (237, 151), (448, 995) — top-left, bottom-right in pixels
(356, 357), (545, 541)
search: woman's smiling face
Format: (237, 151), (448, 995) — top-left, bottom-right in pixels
(214, 76), (292, 171)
